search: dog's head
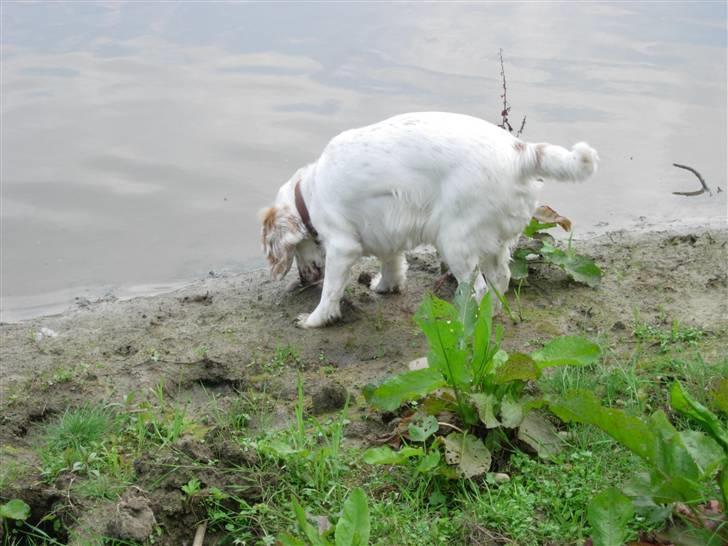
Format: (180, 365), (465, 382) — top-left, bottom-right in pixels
(260, 172), (325, 284)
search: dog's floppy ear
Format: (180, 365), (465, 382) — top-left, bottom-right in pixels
(259, 206), (306, 279)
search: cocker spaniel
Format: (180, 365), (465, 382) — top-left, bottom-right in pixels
(260, 112), (598, 328)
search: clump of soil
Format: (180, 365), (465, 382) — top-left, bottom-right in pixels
(105, 490), (156, 542)
(312, 381), (350, 414)
(1, 227), (726, 543)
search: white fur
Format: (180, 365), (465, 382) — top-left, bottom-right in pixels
(260, 112), (598, 328)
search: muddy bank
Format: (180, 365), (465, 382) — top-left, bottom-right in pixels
(1, 227), (726, 543)
(2, 227), (727, 438)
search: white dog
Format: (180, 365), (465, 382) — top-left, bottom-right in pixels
(260, 112), (598, 328)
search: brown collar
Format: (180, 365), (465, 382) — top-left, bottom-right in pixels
(294, 179), (319, 241)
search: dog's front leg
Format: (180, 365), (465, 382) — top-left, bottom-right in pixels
(297, 245), (360, 328)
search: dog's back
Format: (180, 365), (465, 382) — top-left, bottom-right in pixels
(308, 112), (541, 256)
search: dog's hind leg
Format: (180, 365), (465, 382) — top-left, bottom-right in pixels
(371, 253), (407, 294)
(479, 247), (512, 311)
(298, 243), (361, 328)
(437, 243), (481, 293)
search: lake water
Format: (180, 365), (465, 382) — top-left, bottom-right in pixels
(2, 2), (726, 322)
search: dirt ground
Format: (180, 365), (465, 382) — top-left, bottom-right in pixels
(1, 227), (726, 544)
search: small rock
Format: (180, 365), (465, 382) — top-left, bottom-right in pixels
(106, 490), (156, 542)
(408, 357), (429, 371)
(493, 472), (510, 483)
(312, 381), (349, 415)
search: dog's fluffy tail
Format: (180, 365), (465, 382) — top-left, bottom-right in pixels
(519, 141), (599, 182)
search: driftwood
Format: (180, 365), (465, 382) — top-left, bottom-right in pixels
(672, 163), (712, 196)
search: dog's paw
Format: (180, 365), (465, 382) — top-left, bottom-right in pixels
(295, 313), (313, 328)
(370, 273), (402, 294)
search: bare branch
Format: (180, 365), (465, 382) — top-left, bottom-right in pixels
(498, 48), (513, 133)
(672, 163), (712, 196)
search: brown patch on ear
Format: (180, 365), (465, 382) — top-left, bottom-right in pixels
(259, 205), (305, 280)
(535, 144), (546, 167)
(260, 207), (277, 231)
(513, 140), (525, 152)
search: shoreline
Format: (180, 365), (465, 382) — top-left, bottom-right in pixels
(2, 216), (725, 325)
(2, 224), (726, 399)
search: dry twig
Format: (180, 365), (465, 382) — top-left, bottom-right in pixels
(672, 163), (712, 196)
(498, 48), (513, 133)
(497, 49), (527, 136)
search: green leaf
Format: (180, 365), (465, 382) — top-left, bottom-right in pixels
(0, 499), (31, 521)
(453, 281), (478, 340)
(335, 487), (370, 546)
(472, 292), (494, 380)
(278, 534), (308, 546)
(710, 378), (728, 415)
(587, 488), (634, 546)
(671, 381), (728, 451)
(364, 368), (446, 412)
(500, 395), (525, 428)
(416, 295), (470, 387)
(531, 336), (601, 369)
(523, 218), (557, 238)
(540, 242), (602, 287)
(443, 432), (491, 478)
(258, 438), (301, 457)
(720, 465), (728, 513)
(646, 411), (718, 503)
(539, 241), (568, 266)
(416, 450), (441, 474)
(548, 390), (653, 460)
(408, 415), (439, 442)
(509, 249), (530, 280)
(362, 446), (423, 465)
(494, 353), (540, 384)
(680, 430), (726, 476)
(470, 393), (500, 428)
(517, 412), (562, 458)
(292, 497), (328, 546)
(562, 254), (602, 287)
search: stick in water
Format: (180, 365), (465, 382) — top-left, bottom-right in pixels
(672, 163), (712, 196)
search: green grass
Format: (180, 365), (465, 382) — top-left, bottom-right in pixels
(43, 406), (113, 452)
(10, 318), (726, 545)
(633, 319), (704, 352)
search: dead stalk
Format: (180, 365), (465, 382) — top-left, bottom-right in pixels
(498, 48), (527, 136)
(437, 421), (465, 433)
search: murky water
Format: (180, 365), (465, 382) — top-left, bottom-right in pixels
(2, 2), (726, 321)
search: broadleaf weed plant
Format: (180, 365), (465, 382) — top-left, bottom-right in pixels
(510, 219), (602, 287)
(550, 381), (728, 545)
(363, 283), (601, 478)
